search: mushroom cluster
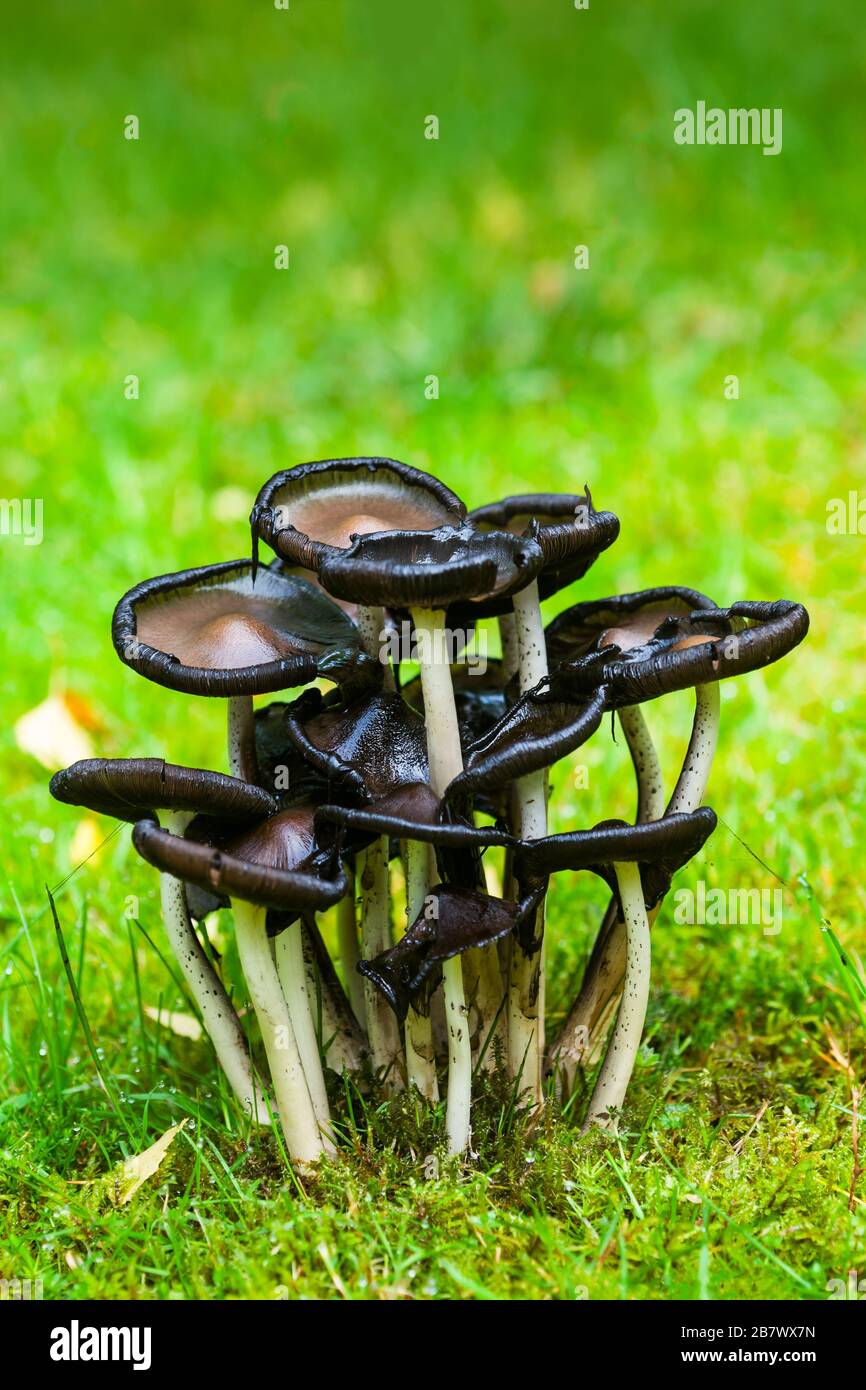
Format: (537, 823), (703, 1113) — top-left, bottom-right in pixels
(50, 458), (809, 1166)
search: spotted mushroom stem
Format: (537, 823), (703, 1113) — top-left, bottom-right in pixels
(507, 578), (549, 1105)
(666, 681), (721, 814)
(355, 603), (395, 690)
(227, 694), (258, 784)
(336, 865), (365, 1025)
(581, 859), (650, 1135)
(274, 920), (334, 1141)
(498, 610), (520, 680)
(410, 605), (473, 1156)
(232, 899), (328, 1165)
(359, 835), (403, 1091)
(403, 837), (439, 1102)
(158, 812), (268, 1121)
(550, 684), (721, 1087)
(556, 702), (664, 1078)
(301, 916), (368, 1074)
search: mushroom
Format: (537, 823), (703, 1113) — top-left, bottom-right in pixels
(49, 757), (275, 1117)
(132, 805), (349, 1165)
(112, 560), (361, 784)
(443, 492), (618, 1107)
(549, 597), (810, 1088)
(311, 523), (544, 1152)
(251, 457), (466, 666)
(515, 807), (717, 1132)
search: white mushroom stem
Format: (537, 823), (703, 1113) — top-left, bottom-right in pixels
(232, 899), (328, 1165)
(336, 866), (365, 1025)
(359, 835), (402, 1090)
(582, 860), (650, 1134)
(550, 686), (721, 1082)
(356, 603), (395, 690)
(404, 838), (439, 1102)
(498, 610), (519, 680)
(158, 812), (268, 1121)
(301, 919), (367, 1074)
(227, 694), (257, 783)
(275, 920), (334, 1140)
(410, 605), (472, 1156)
(508, 578), (549, 1105)
(620, 703), (665, 822)
(666, 682), (721, 814)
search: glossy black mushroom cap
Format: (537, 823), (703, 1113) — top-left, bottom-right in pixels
(514, 806), (718, 912)
(591, 599), (810, 708)
(284, 687), (428, 802)
(316, 524), (545, 611)
(112, 560), (359, 697)
(49, 758), (277, 823)
(358, 885), (536, 1021)
(315, 784), (514, 854)
(132, 811), (348, 913)
(444, 674), (608, 806)
(546, 585), (718, 668)
(468, 490), (620, 601)
(251, 457), (466, 572)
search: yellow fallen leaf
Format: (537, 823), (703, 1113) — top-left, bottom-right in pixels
(144, 1006), (203, 1041)
(14, 693), (94, 769)
(111, 1122), (185, 1205)
(69, 817), (104, 866)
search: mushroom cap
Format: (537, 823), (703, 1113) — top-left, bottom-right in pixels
(514, 806), (718, 911)
(358, 885), (527, 1021)
(593, 599), (810, 708)
(444, 676), (608, 804)
(467, 489), (620, 600)
(132, 810), (348, 913)
(284, 687), (428, 801)
(546, 585), (718, 668)
(316, 524), (545, 612)
(315, 784), (513, 854)
(112, 560), (358, 697)
(251, 457), (466, 571)
(49, 757), (277, 823)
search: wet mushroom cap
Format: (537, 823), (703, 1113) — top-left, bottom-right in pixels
(546, 585), (718, 668)
(358, 885), (525, 1021)
(112, 560), (358, 696)
(514, 806), (718, 910)
(315, 783), (514, 854)
(402, 659), (513, 752)
(594, 599), (810, 708)
(444, 679), (608, 804)
(49, 757), (277, 823)
(468, 490), (620, 600)
(132, 815), (348, 913)
(285, 688), (429, 800)
(317, 524), (545, 611)
(251, 457), (466, 570)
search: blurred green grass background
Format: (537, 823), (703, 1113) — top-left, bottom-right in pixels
(1, 0), (865, 1300)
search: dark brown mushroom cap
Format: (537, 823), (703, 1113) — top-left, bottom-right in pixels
(468, 489), (620, 600)
(514, 806), (718, 911)
(251, 457), (466, 572)
(545, 585), (718, 668)
(112, 560), (359, 697)
(444, 675), (608, 806)
(358, 885), (534, 1021)
(284, 687), (428, 801)
(316, 524), (545, 611)
(132, 814), (348, 913)
(49, 758), (277, 823)
(592, 599), (810, 708)
(315, 784), (514, 853)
